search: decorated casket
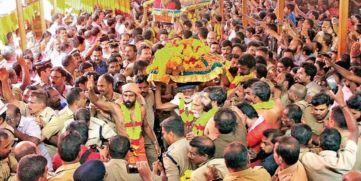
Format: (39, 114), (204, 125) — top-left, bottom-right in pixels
(146, 38), (224, 83)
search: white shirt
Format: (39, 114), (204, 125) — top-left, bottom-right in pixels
(16, 117), (53, 171)
(170, 93), (193, 115)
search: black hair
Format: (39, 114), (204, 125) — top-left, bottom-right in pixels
(286, 104), (302, 123)
(311, 92), (333, 107)
(256, 64), (268, 78)
(320, 128), (341, 151)
(291, 124), (312, 145)
(66, 121), (89, 145)
(236, 102), (259, 119)
(301, 62), (318, 81)
(190, 136), (215, 158)
(224, 142), (248, 171)
(58, 130), (82, 162)
(263, 129), (283, 144)
(109, 135), (130, 159)
(17, 155), (47, 181)
(161, 116), (185, 137)
(66, 87), (83, 106)
(280, 57), (295, 69)
(347, 93), (361, 111)
(331, 106), (347, 129)
(255, 56), (267, 66)
(275, 136), (300, 165)
(203, 86), (227, 106)
(242, 78), (260, 89)
(238, 54), (256, 69)
(214, 108), (238, 134)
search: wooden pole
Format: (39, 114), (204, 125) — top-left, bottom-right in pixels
(337, 0), (349, 59)
(39, 0), (46, 33)
(242, 0), (248, 28)
(277, 0), (285, 34)
(220, 0), (224, 40)
(16, 0), (27, 50)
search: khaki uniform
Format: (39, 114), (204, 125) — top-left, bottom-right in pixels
(163, 138), (191, 181)
(213, 127), (247, 158)
(300, 140), (358, 181)
(104, 159), (142, 181)
(93, 92), (121, 131)
(48, 162), (80, 181)
(42, 107), (73, 139)
(144, 92), (157, 167)
(38, 107), (57, 126)
(224, 167), (271, 181)
(191, 158), (228, 181)
(302, 106), (329, 136)
(62, 117), (117, 147)
(272, 161), (308, 181)
(0, 154), (17, 181)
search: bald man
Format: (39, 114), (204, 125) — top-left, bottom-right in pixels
(288, 83), (308, 111)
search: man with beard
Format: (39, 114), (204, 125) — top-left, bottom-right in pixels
(0, 128), (16, 181)
(228, 54), (257, 89)
(251, 129), (283, 176)
(302, 92), (333, 136)
(107, 56), (121, 76)
(42, 88), (88, 146)
(50, 67), (72, 98)
(135, 75), (157, 166)
(287, 83), (308, 111)
(244, 81), (283, 128)
(122, 44), (137, 77)
(92, 73), (121, 128)
(91, 46), (108, 75)
(88, 79), (160, 164)
(295, 62), (321, 102)
(44, 86), (67, 111)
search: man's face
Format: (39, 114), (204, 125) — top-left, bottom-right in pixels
(137, 82), (149, 98)
(161, 127), (171, 145)
(140, 48), (152, 61)
(273, 143), (282, 166)
(50, 71), (65, 88)
(260, 136), (274, 154)
(160, 34), (168, 42)
(255, 50), (267, 59)
(47, 89), (61, 109)
(28, 96), (44, 115)
(312, 104), (329, 121)
(238, 65), (250, 76)
(0, 137), (12, 160)
(58, 30), (67, 40)
(108, 62), (120, 75)
(221, 46), (232, 56)
(123, 91), (136, 108)
(244, 88), (256, 103)
(73, 55), (83, 66)
(182, 89), (195, 101)
(92, 51), (103, 63)
(295, 68), (309, 84)
(210, 44), (219, 54)
(22, 89), (32, 103)
(276, 63), (287, 74)
(121, 35), (130, 46)
(207, 33), (217, 46)
(247, 46), (257, 56)
(125, 46), (136, 61)
(97, 77), (112, 96)
(187, 146), (207, 165)
(280, 109), (293, 128)
(232, 47), (242, 56)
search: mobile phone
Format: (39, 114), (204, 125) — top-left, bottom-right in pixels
(127, 164), (139, 173)
(326, 75), (338, 94)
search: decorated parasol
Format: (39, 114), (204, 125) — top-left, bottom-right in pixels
(146, 38), (224, 83)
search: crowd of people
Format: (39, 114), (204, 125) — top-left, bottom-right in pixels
(1, 0), (361, 180)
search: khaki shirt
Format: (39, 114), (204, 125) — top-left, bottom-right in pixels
(93, 92), (121, 127)
(49, 162), (80, 181)
(164, 138), (191, 181)
(42, 107), (74, 139)
(144, 91), (155, 129)
(213, 128), (247, 158)
(300, 140), (358, 181)
(340, 133), (361, 171)
(302, 106), (329, 135)
(38, 107), (57, 126)
(104, 159), (142, 181)
(62, 117), (117, 147)
(191, 158), (228, 181)
(272, 161), (308, 181)
(306, 82), (322, 100)
(0, 154), (17, 181)
(224, 167), (271, 181)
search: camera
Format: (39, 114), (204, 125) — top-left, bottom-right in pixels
(127, 164), (139, 173)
